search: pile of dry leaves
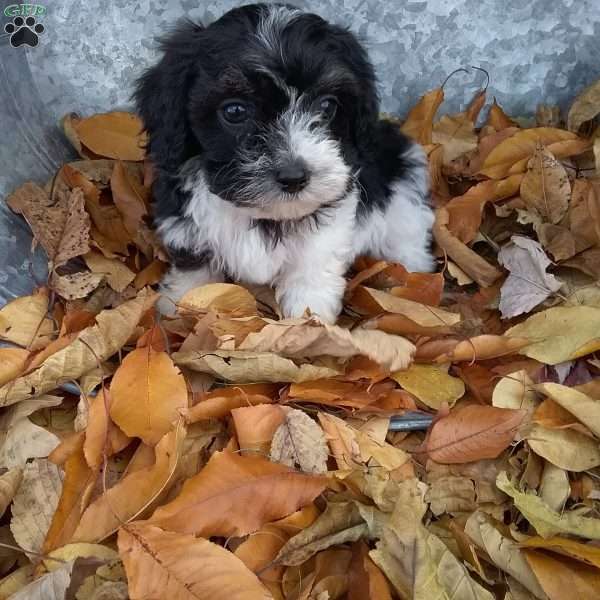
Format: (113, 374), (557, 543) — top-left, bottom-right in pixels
(0, 74), (600, 600)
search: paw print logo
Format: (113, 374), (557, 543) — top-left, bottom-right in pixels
(4, 16), (45, 48)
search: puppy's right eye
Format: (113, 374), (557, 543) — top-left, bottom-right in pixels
(220, 101), (250, 124)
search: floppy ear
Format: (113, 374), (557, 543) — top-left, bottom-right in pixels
(133, 20), (205, 174)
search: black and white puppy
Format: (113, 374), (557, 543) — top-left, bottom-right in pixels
(135, 3), (434, 322)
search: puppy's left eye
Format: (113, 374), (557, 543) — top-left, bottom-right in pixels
(220, 101), (250, 124)
(315, 95), (338, 120)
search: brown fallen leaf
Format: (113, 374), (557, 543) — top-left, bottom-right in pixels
(270, 408), (329, 474)
(118, 522), (273, 600)
(348, 541), (392, 600)
(179, 283), (258, 317)
(432, 113), (478, 164)
(186, 388), (277, 422)
(0, 468), (23, 519)
(110, 346), (188, 445)
(519, 536), (600, 569)
(433, 206), (503, 287)
(425, 404), (526, 464)
(520, 143), (571, 224)
(73, 112), (147, 161)
(232, 404), (286, 456)
(110, 160), (150, 237)
(7, 184), (91, 268)
(50, 271), (104, 300)
(83, 252), (136, 293)
(400, 87), (444, 146)
(149, 450), (328, 537)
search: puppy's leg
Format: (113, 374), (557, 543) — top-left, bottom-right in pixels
(376, 143), (435, 272)
(276, 261), (347, 323)
(158, 265), (224, 315)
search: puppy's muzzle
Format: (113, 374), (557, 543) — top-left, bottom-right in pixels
(275, 159), (310, 193)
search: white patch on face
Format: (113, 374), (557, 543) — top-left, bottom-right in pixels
(236, 99), (352, 221)
(255, 5), (301, 56)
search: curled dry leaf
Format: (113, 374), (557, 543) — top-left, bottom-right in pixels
(519, 536), (600, 570)
(392, 363), (465, 409)
(505, 306), (600, 364)
(270, 408), (329, 474)
(400, 87), (444, 146)
(498, 236), (563, 319)
(497, 472), (600, 539)
(173, 349), (340, 384)
(433, 206), (503, 287)
(276, 501), (367, 567)
(10, 458), (63, 556)
(0, 288), (54, 349)
(150, 450), (328, 537)
(236, 316), (415, 371)
(110, 346), (188, 445)
(432, 112), (478, 164)
(425, 404), (526, 464)
(0, 290), (156, 405)
(178, 283), (258, 317)
(186, 389), (276, 422)
(73, 112), (147, 161)
(567, 79), (600, 132)
(118, 522), (273, 600)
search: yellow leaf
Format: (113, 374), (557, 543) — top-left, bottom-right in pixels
(43, 542), (118, 572)
(526, 423), (600, 472)
(0, 564), (34, 598)
(74, 112), (147, 161)
(0, 288), (54, 350)
(118, 522), (273, 600)
(83, 251), (136, 293)
(479, 128), (581, 179)
(392, 363), (465, 409)
(0, 349), (29, 386)
(110, 346), (188, 445)
(492, 370), (538, 413)
(0, 290), (156, 405)
(505, 306), (600, 364)
(400, 88), (444, 146)
(179, 283), (258, 317)
(519, 536), (600, 569)
(497, 472), (600, 539)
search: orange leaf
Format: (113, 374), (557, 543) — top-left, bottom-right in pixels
(524, 549), (600, 600)
(186, 393), (276, 422)
(43, 433), (97, 552)
(400, 88), (444, 146)
(133, 259), (168, 289)
(446, 175), (523, 243)
(118, 522), (273, 600)
(74, 112), (147, 161)
(232, 404), (286, 455)
(465, 89), (487, 124)
(149, 451), (328, 537)
(110, 161), (149, 235)
(485, 99), (519, 131)
(431, 335), (530, 363)
(425, 404), (525, 463)
(479, 127), (583, 179)
(0, 348), (29, 386)
(110, 346), (188, 445)
(83, 389), (131, 470)
(72, 426), (184, 543)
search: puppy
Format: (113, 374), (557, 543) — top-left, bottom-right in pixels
(135, 3), (434, 322)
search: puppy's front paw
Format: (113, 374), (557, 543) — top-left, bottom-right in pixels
(278, 285), (344, 324)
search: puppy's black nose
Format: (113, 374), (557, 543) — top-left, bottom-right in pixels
(275, 162), (309, 193)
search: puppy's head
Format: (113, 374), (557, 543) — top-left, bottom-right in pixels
(135, 3), (379, 220)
